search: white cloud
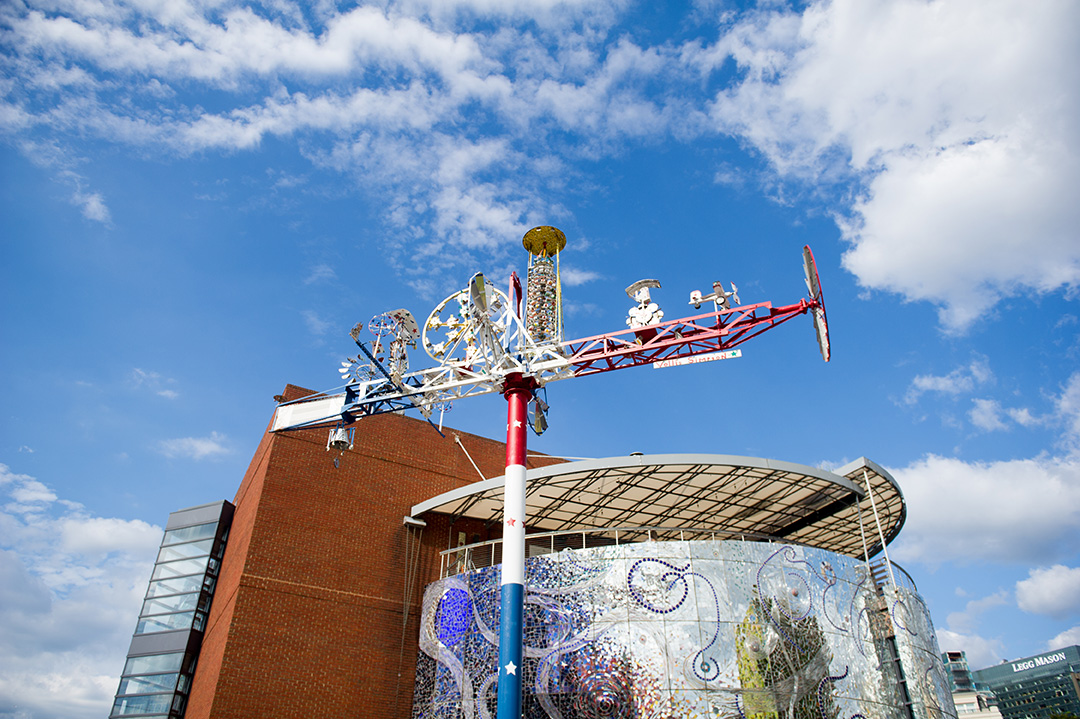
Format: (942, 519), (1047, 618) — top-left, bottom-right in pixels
(890, 454), (1080, 565)
(1007, 407), (1040, 428)
(1057, 372), (1080, 450)
(936, 628), (1005, 671)
(0, 0), (673, 287)
(1016, 565), (1080, 621)
(2, 0), (1076, 330)
(708, 0), (1080, 332)
(904, 357), (992, 405)
(560, 267), (602, 286)
(946, 590), (1009, 635)
(302, 310), (332, 336)
(0, 464), (160, 719)
(70, 185), (110, 223)
(304, 264), (337, 285)
(908, 367), (1076, 435)
(9, 478), (57, 506)
(969, 399), (1008, 433)
(130, 368), (179, 400)
(563, 301), (602, 318)
(1046, 625), (1080, 652)
(10, 5), (492, 87)
(156, 431), (230, 460)
(968, 399), (1043, 433)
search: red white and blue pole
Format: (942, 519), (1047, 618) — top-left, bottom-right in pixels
(496, 372), (534, 719)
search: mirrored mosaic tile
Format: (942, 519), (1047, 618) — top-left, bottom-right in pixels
(413, 540), (952, 719)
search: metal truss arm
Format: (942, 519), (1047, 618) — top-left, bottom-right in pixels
(559, 298), (815, 377)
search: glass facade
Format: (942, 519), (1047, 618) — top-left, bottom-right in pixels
(110, 501), (233, 719)
(972, 646), (1080, 719)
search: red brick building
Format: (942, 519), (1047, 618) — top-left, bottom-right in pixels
(112, 385), (560, 719)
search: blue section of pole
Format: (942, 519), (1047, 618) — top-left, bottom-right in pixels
(496, 581), (524, 719)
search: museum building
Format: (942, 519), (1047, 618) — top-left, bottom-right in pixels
(110, 384), (956, 719)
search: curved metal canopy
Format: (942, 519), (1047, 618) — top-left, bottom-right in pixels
(411, 454), (905, 558)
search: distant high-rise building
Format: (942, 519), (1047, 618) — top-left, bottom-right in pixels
(973, 646), (1080, 719)
(945, 651), (978, 693)
(942, 650), (1003, 719)
(951, 691), (1004, 719)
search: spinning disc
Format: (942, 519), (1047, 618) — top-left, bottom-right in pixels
(802, 245), (831, 362)
(423, 278), (511, 364)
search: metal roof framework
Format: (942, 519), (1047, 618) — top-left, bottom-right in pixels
(411, 454), (905, 559)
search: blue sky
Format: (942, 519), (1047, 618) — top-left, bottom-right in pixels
(2, 0), (1079, 716)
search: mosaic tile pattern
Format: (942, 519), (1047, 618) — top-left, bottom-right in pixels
(412, 540), (955, 719)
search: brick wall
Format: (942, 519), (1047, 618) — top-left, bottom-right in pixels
(185, 385), (561, 718)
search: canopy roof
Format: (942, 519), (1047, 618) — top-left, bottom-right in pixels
(411, 454), (904, 558)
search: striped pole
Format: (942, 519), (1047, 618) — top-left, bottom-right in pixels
(496, 373), (534, 719)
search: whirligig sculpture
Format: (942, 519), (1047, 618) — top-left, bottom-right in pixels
(271, 226), (831, 719)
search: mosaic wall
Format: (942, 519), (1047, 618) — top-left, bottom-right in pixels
(412, 540), (954, 719)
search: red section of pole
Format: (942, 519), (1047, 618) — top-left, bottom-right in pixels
(502, 373), (534, 466)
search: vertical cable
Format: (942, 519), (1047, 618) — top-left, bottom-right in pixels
(396, 524), (424, 714)
(863, 468), (897, 591)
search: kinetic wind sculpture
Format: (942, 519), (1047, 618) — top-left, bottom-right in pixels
(271, 226), (831, 719)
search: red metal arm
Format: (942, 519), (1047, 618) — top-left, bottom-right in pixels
(561, 299), (816, 378)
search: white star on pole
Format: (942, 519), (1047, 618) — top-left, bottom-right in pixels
(505, 661), (517, 676)
(513, 420), (523, 428)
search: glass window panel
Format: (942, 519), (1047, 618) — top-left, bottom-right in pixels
(214, 529), (229, 557)
(141, 593), (199, 616)
(123, 653), (183, 676)
(156, 539), (212, 563)
(117, 673), (178, 696)
(146, 575), (203, 597)
(135, 612), (194, 634)
(112, 694), (172, 715)
(161, 523), (217, 546)
(151, 556), (209, 580)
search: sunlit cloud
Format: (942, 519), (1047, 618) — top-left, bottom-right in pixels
(560, 268), (602, 286)
(945, 590), (1009, 635)
(156, 432), (230, 460)
(302, 309), (332, 336)
(1016, 565), (1080, 621)
(304, 263), (337, 285)
(5, 1), (1075, 329)
(0, 464), (160, 718)
(935, 628), (1005, 670)
(1047, 626), (1080, 652)
(703, 0), (1080, 332)
(903, 357), (993, 405)
(130, 368), (179, 400)
(891, 454), (1080, 565)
